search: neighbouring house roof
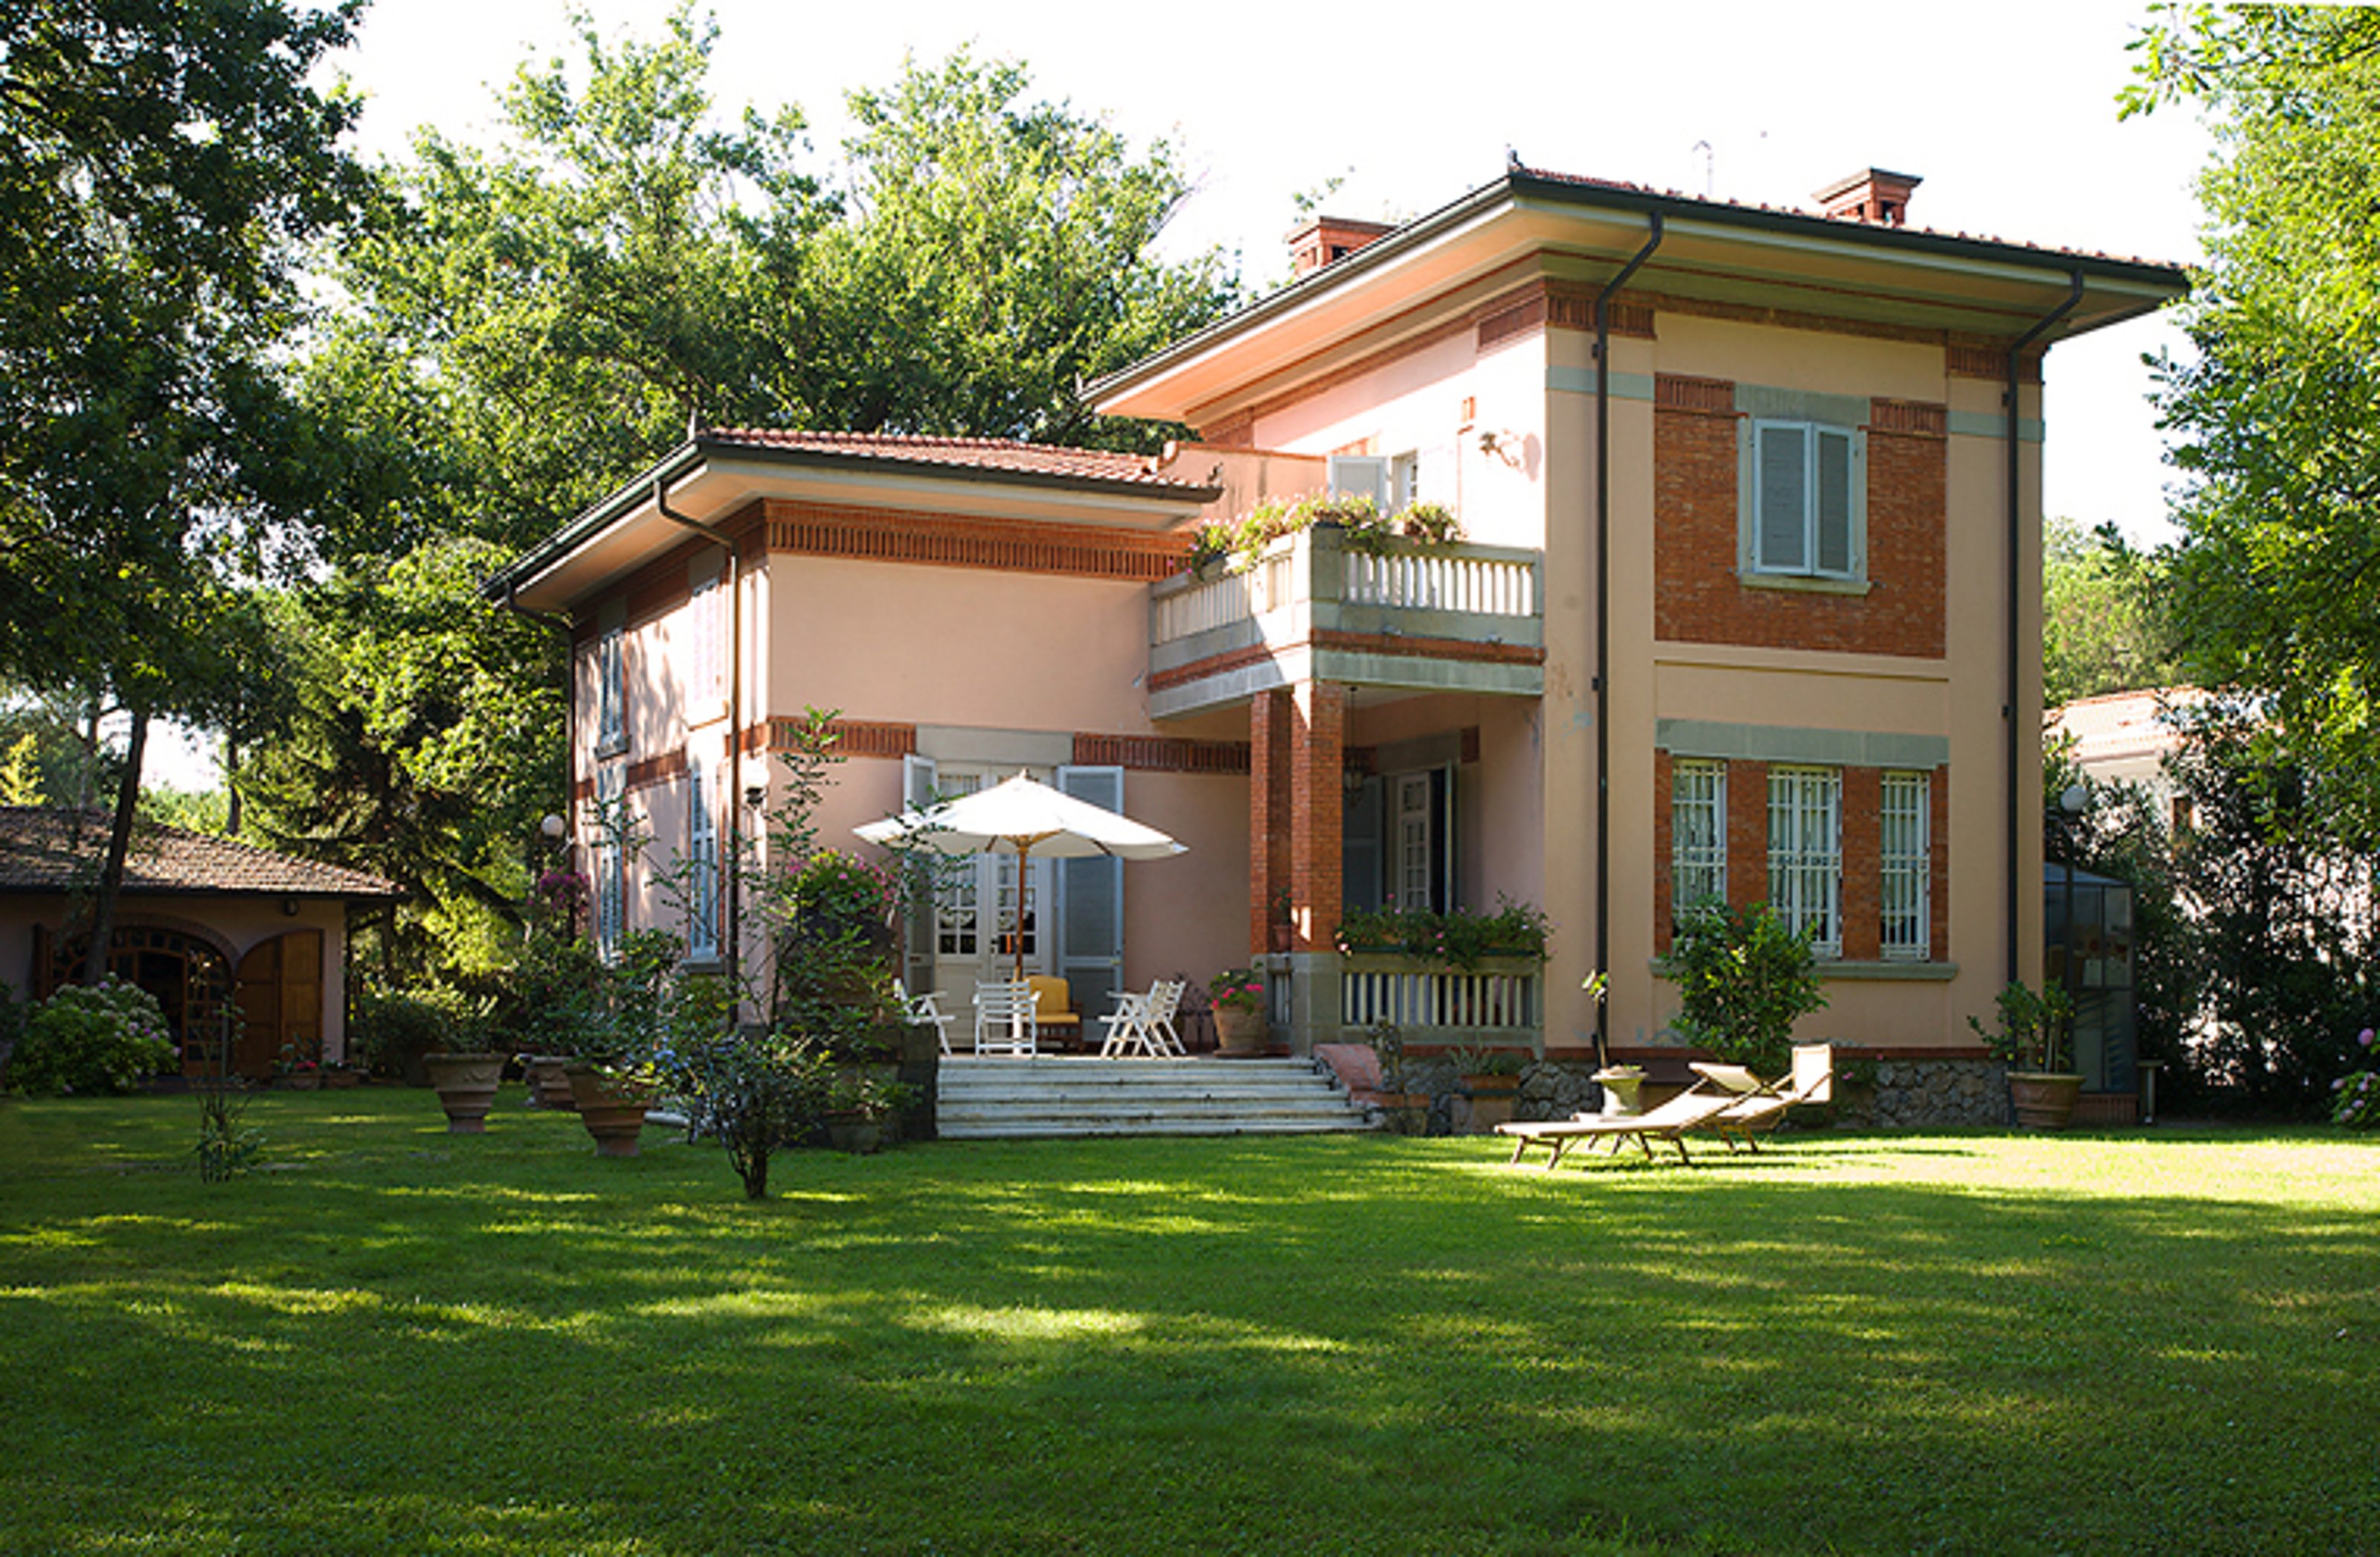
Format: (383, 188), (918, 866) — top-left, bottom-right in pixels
(2045, 688), (2211, 772)
(0, 809), (402, 900)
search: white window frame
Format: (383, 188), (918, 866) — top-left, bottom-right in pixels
(1670, 758), (1727, 922)
(1766, 766), (1842, 957)
(934, 773), (984, 958)
(686, 757), (718, 961)
(593, 762), (626, 959)
(1879, 770), (1930, 961)
(1746, 420), (1865, 581)
(595, 625), (625, 754)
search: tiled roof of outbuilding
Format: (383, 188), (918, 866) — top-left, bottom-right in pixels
(0, 809), (402, 900)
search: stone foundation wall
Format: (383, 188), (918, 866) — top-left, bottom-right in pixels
(1505, 1055), (2012, 1129)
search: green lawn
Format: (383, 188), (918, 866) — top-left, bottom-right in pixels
(1, 1092), (2375, 1556)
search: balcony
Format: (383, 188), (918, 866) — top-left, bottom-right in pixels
(1148, 524), (1545, 718)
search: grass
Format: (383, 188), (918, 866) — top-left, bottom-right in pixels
(1, 1092), (2376, 1556)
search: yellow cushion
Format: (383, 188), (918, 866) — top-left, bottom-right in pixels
(1026, 976), (1074, 1017)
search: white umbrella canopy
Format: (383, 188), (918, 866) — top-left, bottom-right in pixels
(855, 773), (1185, 990)
(855, 773), (1186, 862)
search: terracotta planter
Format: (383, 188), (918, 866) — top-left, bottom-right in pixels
(2009, 1071), (2085, 1130)
(275, 1071), (322, 1091)
(1213, 1005), (1269, 1057)
(567, 1066), (653, 1157)
(521, 1056), (579, 1111)
(1592, 1068), (1646, 1118)
(323, 1068), (363, 1089)
(422, 1053), (507, 1133)
(826, 1115), (884, 1155)
(1269, 925), (1293, 953)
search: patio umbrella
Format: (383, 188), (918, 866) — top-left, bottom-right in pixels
(855, 772), (1186, 987)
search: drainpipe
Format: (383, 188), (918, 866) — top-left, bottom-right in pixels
(1594, 213), (1663, 1072)
(654, 469), (745, 1003)
(2004, 271), (2084, 987)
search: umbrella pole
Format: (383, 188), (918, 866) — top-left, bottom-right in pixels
(1011, 838), (1032, 1048)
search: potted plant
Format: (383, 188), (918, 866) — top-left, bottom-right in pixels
(825, 1071), (914, 1155)
(1970, 979), (2080, 1129)
(1449, 1043), (1528, 1130)
(1269, 886), (1294, 954)
(1366, 1022), (1431, 1135)
(272, 1041), (323, 1090)
(420, 1009), (507, 1135)
(566, 1057), (657, 1156)
(1208, 967), (1270, 1056)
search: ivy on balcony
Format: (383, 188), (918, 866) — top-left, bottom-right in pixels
(1333, 897), (1551, 971)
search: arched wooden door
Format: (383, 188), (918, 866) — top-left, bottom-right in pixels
(236, 930), (324, 1078)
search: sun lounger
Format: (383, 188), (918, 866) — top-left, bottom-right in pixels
(1495, 1083), (1740, 1169)
(1696, 1043), (1834, 1153)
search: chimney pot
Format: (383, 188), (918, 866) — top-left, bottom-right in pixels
(1813, 167), (1922, 228)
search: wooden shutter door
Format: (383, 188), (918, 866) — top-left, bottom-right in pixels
(1054, 765), (1125, 1027)
(237, 930), (323, 1077)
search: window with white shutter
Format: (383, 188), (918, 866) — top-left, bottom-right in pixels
(1747, 421), (1864, 581)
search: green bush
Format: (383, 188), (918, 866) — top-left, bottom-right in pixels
(1666, 902), (1827, 1074)
(350, 984), (491, 1074)
(8, 979), (176, 1096)
(1334, 897), (1551, 970)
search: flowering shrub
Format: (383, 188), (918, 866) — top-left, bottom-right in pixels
(1334, 897), (1551, 970)
(8, 978), (176, 1095)
(1189, 492), (1465, 572)
(2334, 1026), (2379, 1130)
(1209, 968), (1267, 1013)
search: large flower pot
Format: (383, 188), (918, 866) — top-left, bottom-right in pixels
(826, 1114), (884, 1155)
(1593, 1068), (1646, 1118)
(1212, 1006), (1269, 1057)
(567, 1066), (653, 1158)
(422, 1053), (507, 1133)
(2009, 1071), (2085, 1130)
(522, 1056), (579, 1112)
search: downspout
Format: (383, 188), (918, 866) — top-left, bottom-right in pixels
(2003, 271), (2084, 987)
(1594, 213), (1663, 1071)
(655, 471), (745, 1001)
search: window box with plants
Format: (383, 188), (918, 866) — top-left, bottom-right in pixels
(1332, 899), (1551, 970)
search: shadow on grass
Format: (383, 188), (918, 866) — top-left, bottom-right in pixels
(1, 1094), (2375, 1556)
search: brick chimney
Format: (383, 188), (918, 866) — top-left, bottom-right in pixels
(1287, 216), (1395, 278)
(1813, 168), (1922, 228)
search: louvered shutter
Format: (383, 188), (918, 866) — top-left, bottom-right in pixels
(901, 753), (938, 996)
(1055, 764), (1125, 1027)
(1328, 454), (1389, 509)
(1756, 423), (1808, 571)
(1815, 427), (1856, 576)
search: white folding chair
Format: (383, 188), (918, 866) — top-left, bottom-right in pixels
(1144, 979), (1188, 1057)
(972, 979), (1041, 1057)
(1097, 989), (1152, 1057)
(895, 980), (955, 1056)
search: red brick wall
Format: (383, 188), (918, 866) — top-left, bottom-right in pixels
(1653, 378), (1947, 659)
(1726, 760), (1769, 913)
(1287, 683), (1345, 952)
(1250, 691), (1290, 957)
(1840, 767), (1882, 961)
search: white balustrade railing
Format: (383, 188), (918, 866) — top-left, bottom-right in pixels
(1151, 569), (1257, 645)
(1342, 551), (1536, 617)
(1340, 964), (1539, 1032)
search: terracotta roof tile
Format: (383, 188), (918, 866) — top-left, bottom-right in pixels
(699, 429), (1203, 490)
(0, 809), (402, 900)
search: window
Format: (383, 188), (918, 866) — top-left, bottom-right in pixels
(686, 572), (722, 716)
(593, 762), (625, 958)
(595, 625), (625, 752)
(1394, 773), (1434, 911)
(1766, 766), (1841, 955)
(1390, 450), (1421, 510)
(1749, 420), (1862, 578)
(1671, 759), (1727, 921)
(1879, 770), (1930, 959)
(935, 774), (983, 956)
(686, 759), (718, 961)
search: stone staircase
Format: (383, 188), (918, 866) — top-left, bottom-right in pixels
(933, 1055), (1374, 1140)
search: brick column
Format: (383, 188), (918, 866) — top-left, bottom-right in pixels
(1287, 681), (1346, 951)
(1249, 690), (1292, 957)
(1841, 767), (1882, 961)
(1727, 760), (1769, 912)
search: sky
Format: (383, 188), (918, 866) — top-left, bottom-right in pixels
(153, 0), (2218, 790)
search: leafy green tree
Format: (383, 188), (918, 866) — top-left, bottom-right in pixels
(237, 539), (565, 986)
(2042, 515), (2184, 706)
(808, 47), (1238, 447)
(312, 4), (822, 552)
(1, 0), (366, 975)
(1665, 902), (1827, 1074)
(2128, 6), (2380, 843)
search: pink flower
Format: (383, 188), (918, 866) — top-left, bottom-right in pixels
(2361, 1028), (2375, 1048)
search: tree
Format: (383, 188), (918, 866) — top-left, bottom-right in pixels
(0, 1), (365, 977)
(2042, 515), (2184, 706)
(237, 539), (565, 986)
(808, 48), (1238, 447)
(2127, 6), (2380, 844)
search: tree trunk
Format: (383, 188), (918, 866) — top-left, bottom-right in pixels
(82, 709), (147, 986)
(224, 735), (241, 838)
